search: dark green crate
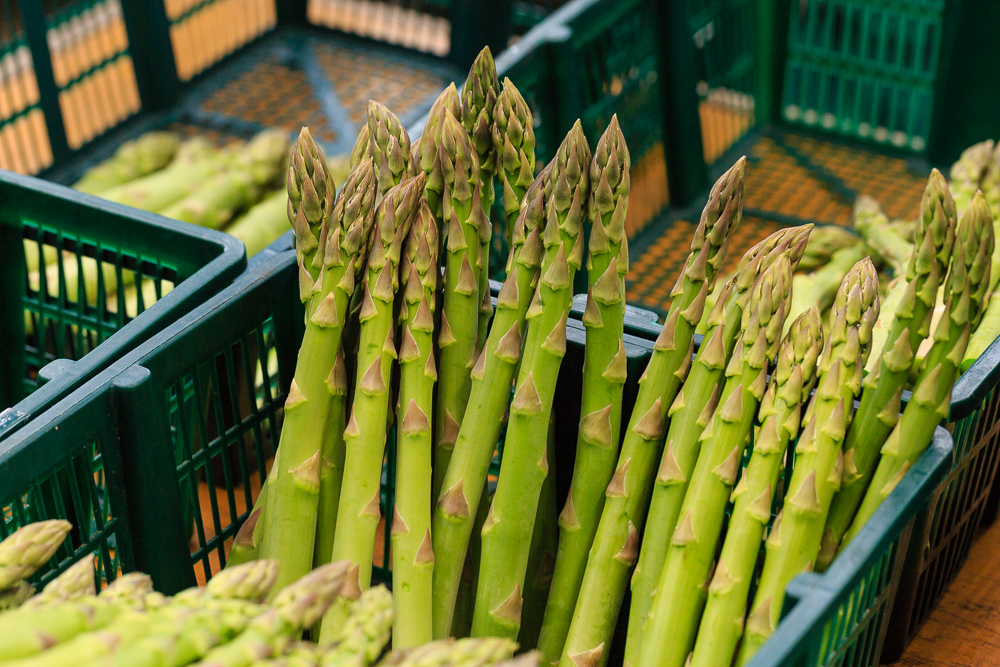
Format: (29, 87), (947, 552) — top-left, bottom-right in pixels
(0, 248), (952, 667)
(0, 168), (246, 444)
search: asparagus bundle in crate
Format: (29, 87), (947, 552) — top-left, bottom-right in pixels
(73, 132), (182, 194)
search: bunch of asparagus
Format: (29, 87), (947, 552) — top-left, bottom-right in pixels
(0, 521), (528, 667)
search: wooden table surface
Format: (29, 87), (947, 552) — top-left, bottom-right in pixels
(894, 518), (1000, 666)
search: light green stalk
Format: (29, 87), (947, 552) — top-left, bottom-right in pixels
(391, 201), (439, 648)
(536, 116), (629, 663)
(493, 78), (536, 245)
(431, 165), (549, 639)
(964, 284), (1000, 370)
(228, 189), (292, 258)
(0, 520), (71, 589)
(853, 195), (912, 276)
(864, 276), (906, 374)
(369, 101), (414, 197)
(688, 308), (823, 667)
(738, 258), (881, 665)
(518, 416), (559, 651)
(433, 112), (488, 502)
(635, 255), (793, 667)
(841, 192), (994, 549)
(817, 170), (956, 571)
(98, 138), (223, 212)
(471, 120), (590, 641)
(319, 586), (393, 666)
(257, 142), (377, 594)
(74, 131), (182, 194)
(21, 555), (94, 609)
(0, 595), (123, 660)
(797, 225), (859, 272)
(557, 157), (745, 667)
(460, 47), (500, 339)
(622, 224), (809, 665)
(161, 130), (289, 229)
(197, 563), (350, 667)
(417, 84), (461, 224)
(228, 502), (265, 569)
(320, 175), (424, 640)
(377, 638), (516, 667)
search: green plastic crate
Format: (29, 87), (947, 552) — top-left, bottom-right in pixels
(0, 168), (246, 444)
(0, 248), (952, 667)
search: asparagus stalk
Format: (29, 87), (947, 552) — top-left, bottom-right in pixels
(983, 142), (1000, 220)
(0, 595), (124, 660)
(797, 225), (859, 272)
(460, 47), (500, 339)
(74, 131), (182, 194)
(288, 128), (337, 281)
(320, 175), (424, 640)
(964, 284), (1000, 370)
(391, 201), (440, 648)
(622, 224), (808, 664)
(536, 117), (629, 663)
(688, 308), (824, 667)
(519, 415), (559, 651)
(227, 189), (292, 258)
(257, 147), (377, 593)
(98, 138), (224, 212)
(816, 170), (957, 571)
(432, 111), (488, 502)
(430, 162), (550, 639)
(197, 563), (351, 667)
(634, 254), (794, 667)
(160, 130), (290, 229)
(471, 120), (591, 641)
(377, 638), (516, 667)
(853, 195), (912, 276)
(21, 555), (94, 609)
(841, 192), (994, 549)
(0, 520), (71, 589)
(738, 258), (881, 665)
(0, 582), (34, 611)
(863, 276), (906, 374)
(493, 78), (536, 245)
(949, 139), (994, 216)
(557, 159), (745, 667)
(318, 586), (393, 666)
(416, 84), (461, 223)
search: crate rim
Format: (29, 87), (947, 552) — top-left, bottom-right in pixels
(745, 425), (953, 667)
(0, 167), (248, 440)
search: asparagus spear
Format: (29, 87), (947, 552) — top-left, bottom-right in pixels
(964, 284), (1000, 370)
(738, 258), (880, 665)
(253, 642), (320, 667)
(21, 555), (94, 609)
(557, 158), (745, 667)
(432, 111), (489, 501)
(392, 200), (439, 648)
(227, 189), (292, 258)
(369, 101), (414, 196)
(536, 117), (629, 662)
(288, 128), (337, 281)
(318, 586), (393, 666)
(622, 224), (808, 664)
(863, 276), (906, 374)
(416, 84), (460, 222)
(983, 142), (1000, 220)
(98, 138), (224, 212)
(460, 47), (500, 339)
(635, 254), (794, 667)
(197, 563), (351, 667)
(0, 520), (71, 589)
(100, 572), (155, 602)
(471, 120), (591, 641)
(0, 595), (124, 660)
(688, 308), (824, 667)
(431, 164), (549, 639)
(320, 175), (424, 640)
(841, 192), (993, 549)
(816, 170), (957, 571)
(949, 139), (994, 216)
(853, 195), (912, 276)
(376, 638), (516, 667)
(493, 78), (536, 245)
(160, 130), (290, 230)
(74, 132), (182, 194)
(257, 150), (377, 593)
(797, 224), (859, 272)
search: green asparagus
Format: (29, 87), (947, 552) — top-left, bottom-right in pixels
(74, 132), (182, 194)
(377, 638), (516, 667)
(493, 78), (536, 245)
(0, 520), (71, 590)
(319, 586), (393, 666)
(227, 189), (293, 258)
(21, 555), (94, 609)
(417, 84), (461, 224)
(853, 195), (912, 277)
(738, 258), (880, 665)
